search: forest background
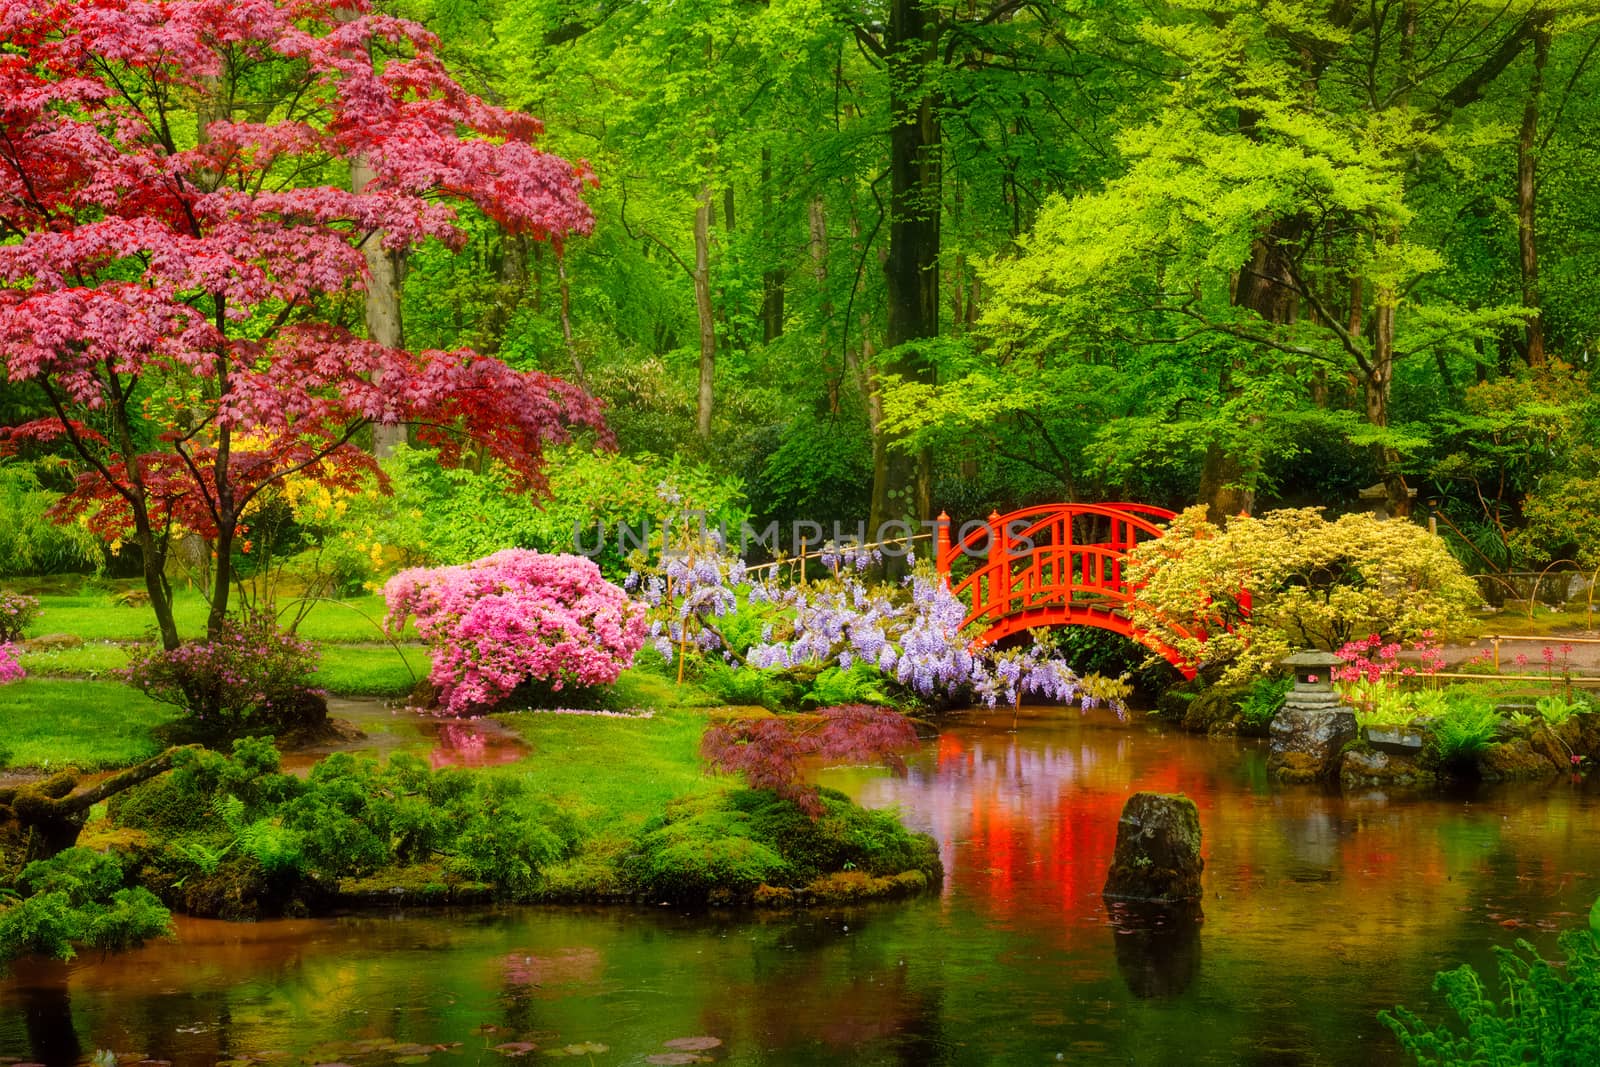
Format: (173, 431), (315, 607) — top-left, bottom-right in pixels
(5, 0), (1600, 587)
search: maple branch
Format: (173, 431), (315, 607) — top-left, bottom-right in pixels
(37, 380), (138, 508)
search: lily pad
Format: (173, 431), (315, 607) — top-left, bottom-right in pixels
(562, 1044), (609, 1056)
(645, 1057), (710, 1066)
(493, 1043), (539, 1057)
(662, 1038), (722, 1052)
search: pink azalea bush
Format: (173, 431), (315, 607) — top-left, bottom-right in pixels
(0, 642), (23, 685)
(386, 549), (647, 715)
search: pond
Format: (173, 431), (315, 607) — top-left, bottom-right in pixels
(3, 706), (1596, 1066)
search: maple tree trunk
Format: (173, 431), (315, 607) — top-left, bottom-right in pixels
(1517, 24), (1549, 367)
(352, 156), (408, 457)
(694, 185), (717, 439)
(873, 0), (940, 538)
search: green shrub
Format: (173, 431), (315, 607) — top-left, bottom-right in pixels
(0, 849), (171, 967)
(624, 787), (940, 902)
(1381, 929), (1600, 1065)
(804, 663), (895, 710)
(120, 614), (325, 739)
(1237, 675), (1292, 728)
(1431, 694), (1502, 767)
(624, 792), (791, 901)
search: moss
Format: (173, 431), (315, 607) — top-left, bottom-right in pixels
(621, 787), (942, 905)
(1178, 683), (1252, 734)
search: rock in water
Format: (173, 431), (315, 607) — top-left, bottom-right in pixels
(1269, 704), (1357, 783)
(1102, 792), (1204, 904)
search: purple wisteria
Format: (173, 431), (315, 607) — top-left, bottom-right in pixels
(632, 539), (1116, 711)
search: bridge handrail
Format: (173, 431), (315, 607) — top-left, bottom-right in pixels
(935, 502), (1175, 574)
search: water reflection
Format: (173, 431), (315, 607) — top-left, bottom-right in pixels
(3, 708), (1597, 1066)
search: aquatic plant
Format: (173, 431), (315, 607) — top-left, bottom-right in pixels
(386, 549), (647, 714)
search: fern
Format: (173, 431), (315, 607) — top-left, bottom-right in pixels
(1381, 930), (1600, 1065)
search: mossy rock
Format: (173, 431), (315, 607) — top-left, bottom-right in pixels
(1180, 684), (1251, 734)
(1339, 748), (1436, 788)
(1478, 739), (1561, 782)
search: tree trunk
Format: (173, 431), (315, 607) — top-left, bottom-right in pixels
(0, 747), (198, 867)
(1368, 270), (1412, 518)
(1517, 24), (1549, 366)
(694, 185), (717, 439)
(1211, 217), (1305, 521)
(761, 149), (785, 343)
(352, 156), (408, 457)
(556, 248), (583, 383)
(873, 0), (941, 537)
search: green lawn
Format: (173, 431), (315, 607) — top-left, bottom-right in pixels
(18, 639), (431, 698)
(314, 645), (432, 697)
(22, 591), (410, 643)
(0, 679), (178, 771)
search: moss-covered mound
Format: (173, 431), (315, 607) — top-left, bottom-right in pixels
(618, 786), (942, 906)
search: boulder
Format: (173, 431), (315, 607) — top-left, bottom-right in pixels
(1339, 747), (1435, 788)
(1477, 739), (1558, 782)
(1103, 792), (1204, 904)
(1269, 704), (1357, 783)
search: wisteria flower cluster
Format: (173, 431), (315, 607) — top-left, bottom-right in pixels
(628, 542), (745, 662)
(0, 642), (23, 685)
(387, 549), (647, 715)
(120, 613), (324, 732)
(0, 591), (39, 644)
(632, 543), (1109, 711)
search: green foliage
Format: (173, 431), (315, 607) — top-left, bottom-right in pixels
(0, 849), (170, 967)
(1430, 694), (1502, 767)
(1237, 675), (1292, 728)
(623, 787), (938, 903)
(0, 464), (103, 577)
(111, 741), (578, 901)
(1536, 695), (1589, 728)
(333, 444), (747, 584)
(1381, 931), (1600, 1066)
(802, 663), (895, 710)
(1127, 508), (1480, 683)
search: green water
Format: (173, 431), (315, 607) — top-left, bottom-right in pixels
(3, 707), (1596, 1065)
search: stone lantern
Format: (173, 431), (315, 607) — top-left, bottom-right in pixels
(1268, 649), (1356, 784)
(1282, 649), (1343, 703)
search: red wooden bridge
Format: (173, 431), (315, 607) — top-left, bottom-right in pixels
(934, 502), (1199, 678)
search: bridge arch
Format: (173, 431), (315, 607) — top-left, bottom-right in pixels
(934, 502), (1199, 678)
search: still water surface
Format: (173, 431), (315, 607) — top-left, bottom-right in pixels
(3, 707), (1596, 1065)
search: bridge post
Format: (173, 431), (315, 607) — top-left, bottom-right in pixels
(935, 511), (952, 580)
(988, 510), (1007, 617)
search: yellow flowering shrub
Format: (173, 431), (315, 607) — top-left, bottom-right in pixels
(1125, 507), (1481, 684)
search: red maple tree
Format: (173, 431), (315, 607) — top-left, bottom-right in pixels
(0, 0), (609, 648)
